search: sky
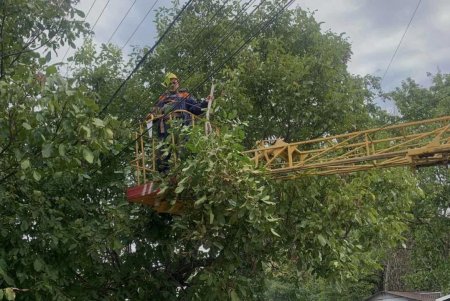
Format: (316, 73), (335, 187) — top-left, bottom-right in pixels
(58, 0), (450, 113)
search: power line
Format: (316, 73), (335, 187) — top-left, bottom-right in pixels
(99, 0), (194, 116)
(381, 0), (422, 84)
(61, 0), (98, 63)
(133, 0), (273, 122)
(193, 1), (294, 93)
(15, 0), (293, 190)
(75, 0), (296, 190)
(107, 0), (138, 44)
(125, 0), (258, 124)
(91, 0), (112, 31)
(133, 0), (263, 121)
(180, 0), (263, 83)
(1, 0), (291, 189)
(166, 0), (257, 74)
(121, 0), (160, 51)
(0, 0), (194, 186)
(63, 0), (111, 75)
(166, 0), (233, 69)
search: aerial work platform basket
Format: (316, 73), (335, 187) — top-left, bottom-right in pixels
(126, 110), (206, 214)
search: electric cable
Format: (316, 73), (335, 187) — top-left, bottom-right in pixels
(82, 0), (295, 184)
(91, 0), (112, 31)
(132, 0), (265, 122)
(120, 0), (160, 51)
(192, 1), (294, 93)
(164, 0), (233, 72)
(0, 0), (194, 185)
(10, 0), (293, 189)
(1, 0), (291, 191)
(100, 0), (257, 120)
(61, 0), (98, 63)
(180, 0), (264, 83)
(168, 0), (258, 75)
(98, 0), (194, 116)
(107, 0), (137, 44)
(381, 0), (421, 85)
(132, 0), (276, 124)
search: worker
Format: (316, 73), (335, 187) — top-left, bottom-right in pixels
(149, 72), (213, 172)
(152, 73), (211, 138)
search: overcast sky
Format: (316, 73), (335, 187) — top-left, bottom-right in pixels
(58, 0), (450, 112)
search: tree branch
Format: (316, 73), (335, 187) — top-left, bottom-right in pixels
(0, 1), (7, 78)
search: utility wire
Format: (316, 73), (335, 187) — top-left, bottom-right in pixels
(381, 0), (421, 84)
(107, 0), (138, 44)
(133, 0), (261, 121)
(129, 0), (265, 123)
(61, 0), (98, 63)
(89, 0), (295, 181)
(0, 0), (192, 185)
(121, 0), (160, 51)
(103, 0), (254, 119)
(165, 0), (232, 71)
(98, 0), (194, 116)
(180, 0), (263, 83)
(166, 0), (256, 74)
(0, 0), (289, 187)
(15, 0), (293, 189)
(91, 0), (112, 31)
(133, 0), (272, 123)
(192, 1), (294, 93)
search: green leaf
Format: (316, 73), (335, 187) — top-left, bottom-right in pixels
(261, 195), (275, 205)
(33, 259), (42, 272)
(75, 9), (85, 18)
(230, 290), (240, 301)
(270, 228), (281, 237)
(83, 148), (94, 164)
(81, 125), (91, 138)
(212, 241), (224, 250)
(46, 65), (57, 75)
(20, 159), (30, 170)
(5, 287), (15, 300)
(112, 239), (123, 251)
(194, 195), (207, 206)
(209, 209), (214, 224)
(0, 267), (15, 286)
(92, 118), (105, 128)
(58, 144), (66, 156)
(0, 289), (3, 299)
(317, 234), (327, 246)
(175, 185), (184, 194)
(106, 128), (114, 139)
(42, 143), (52, 158)
(33, 170), (41, 181)
(22, 122), (32, 130)
(45, 51), (51, 63)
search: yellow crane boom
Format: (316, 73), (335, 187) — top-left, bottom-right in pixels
(244, 115), (450, 179)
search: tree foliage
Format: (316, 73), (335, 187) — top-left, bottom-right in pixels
(1, 0), (445, 300)
(384, 73), (450, 293)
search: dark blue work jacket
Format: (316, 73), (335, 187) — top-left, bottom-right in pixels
(154, 89), (207, 138)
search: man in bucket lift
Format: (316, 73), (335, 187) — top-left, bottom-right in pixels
(147, 72), (213, 172)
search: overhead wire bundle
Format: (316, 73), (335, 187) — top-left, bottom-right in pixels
(1, 0), (295, 194)
(86, 0), (296, 183)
